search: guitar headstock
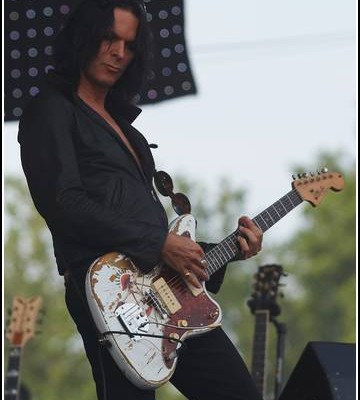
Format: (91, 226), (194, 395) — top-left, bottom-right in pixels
(6, 296), (43, 347)
(292, 168), (344, 207)
(247, 264), (285, 317)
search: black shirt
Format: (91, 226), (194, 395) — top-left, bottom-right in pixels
(18, 73), (168, 275)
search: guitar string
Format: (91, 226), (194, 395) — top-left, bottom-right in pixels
(107, 182), (327, 356)
(152, 192), (299, 301)
(129, 241), (253, 315)
(120, 248), (229, 316)
(119, 273), (205, 323)
(116, 189), (302, 322)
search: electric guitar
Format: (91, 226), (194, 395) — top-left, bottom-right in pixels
(4, 296), (43, 400)
(85, 170), (344, 389)
(248, 264), (285, 397)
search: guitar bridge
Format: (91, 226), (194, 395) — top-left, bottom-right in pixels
(144, 289), (168, 319)
(115, 303), (149, 342)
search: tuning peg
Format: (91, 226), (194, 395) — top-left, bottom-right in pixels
(317, 167), (328, 175)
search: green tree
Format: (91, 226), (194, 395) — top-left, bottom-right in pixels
(273, 155), (356, 385)
(4, 176), (97, 400)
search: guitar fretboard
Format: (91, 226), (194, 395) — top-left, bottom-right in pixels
(4, 346), (22, 400)
(203, 189), (303, 274)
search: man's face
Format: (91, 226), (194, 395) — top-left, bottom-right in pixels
(82, 8), (139, 90)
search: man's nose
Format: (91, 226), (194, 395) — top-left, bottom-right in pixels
(112, 40), (125, 58)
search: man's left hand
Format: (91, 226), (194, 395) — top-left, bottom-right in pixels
(236, 216), (263, 259)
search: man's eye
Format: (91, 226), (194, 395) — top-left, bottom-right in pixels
(103, 31), (116, 41)
(126, 42), (136, 52)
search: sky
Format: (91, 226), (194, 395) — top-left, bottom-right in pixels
(3, 0), (357, 246)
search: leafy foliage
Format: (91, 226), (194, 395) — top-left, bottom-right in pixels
(272, 155), (356, 385)
(4, 176), (97, 400)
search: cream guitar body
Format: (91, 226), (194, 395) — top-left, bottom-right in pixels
(86, 215), (222, 389)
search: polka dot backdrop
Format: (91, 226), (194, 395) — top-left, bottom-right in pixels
(4, 0), (197, 121)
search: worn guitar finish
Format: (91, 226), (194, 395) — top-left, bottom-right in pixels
(86, 170), (344, 389)
(86, 216), (222, 389)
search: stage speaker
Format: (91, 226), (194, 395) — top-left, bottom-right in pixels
(278, 341), (355, 400)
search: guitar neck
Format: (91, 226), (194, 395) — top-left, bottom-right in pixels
(4, 346), (22, 400)
(204, 189), (303, 275)
(251, 311), (269, 396)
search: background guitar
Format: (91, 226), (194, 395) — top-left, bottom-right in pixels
(247, 264), (285, 399)
(4, 296), (43, 400)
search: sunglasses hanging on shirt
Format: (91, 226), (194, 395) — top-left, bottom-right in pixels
(154, 170), (191, 216)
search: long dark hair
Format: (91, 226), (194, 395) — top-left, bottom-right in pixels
(53, 0), (152, 102)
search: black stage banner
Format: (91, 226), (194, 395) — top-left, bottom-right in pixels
(4, 0), (197, 121)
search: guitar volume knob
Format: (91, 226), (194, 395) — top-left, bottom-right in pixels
(169, 333), (180, 343)
(178, 319), (188, 327)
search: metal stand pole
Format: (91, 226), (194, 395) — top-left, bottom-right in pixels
(271, 318), (287, 400)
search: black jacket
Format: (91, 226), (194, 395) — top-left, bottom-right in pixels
(18, 73), (168, 275)
(18, 73), (227, 293)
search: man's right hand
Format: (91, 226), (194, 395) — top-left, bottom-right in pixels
(161, 232), (209, 288)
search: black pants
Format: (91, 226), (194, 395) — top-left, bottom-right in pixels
(64, 266), (262, 400)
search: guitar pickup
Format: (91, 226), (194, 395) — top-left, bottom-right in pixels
(151, 278), (182, 314)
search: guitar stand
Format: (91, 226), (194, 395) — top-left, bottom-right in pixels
(271, 318), (287, 400)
